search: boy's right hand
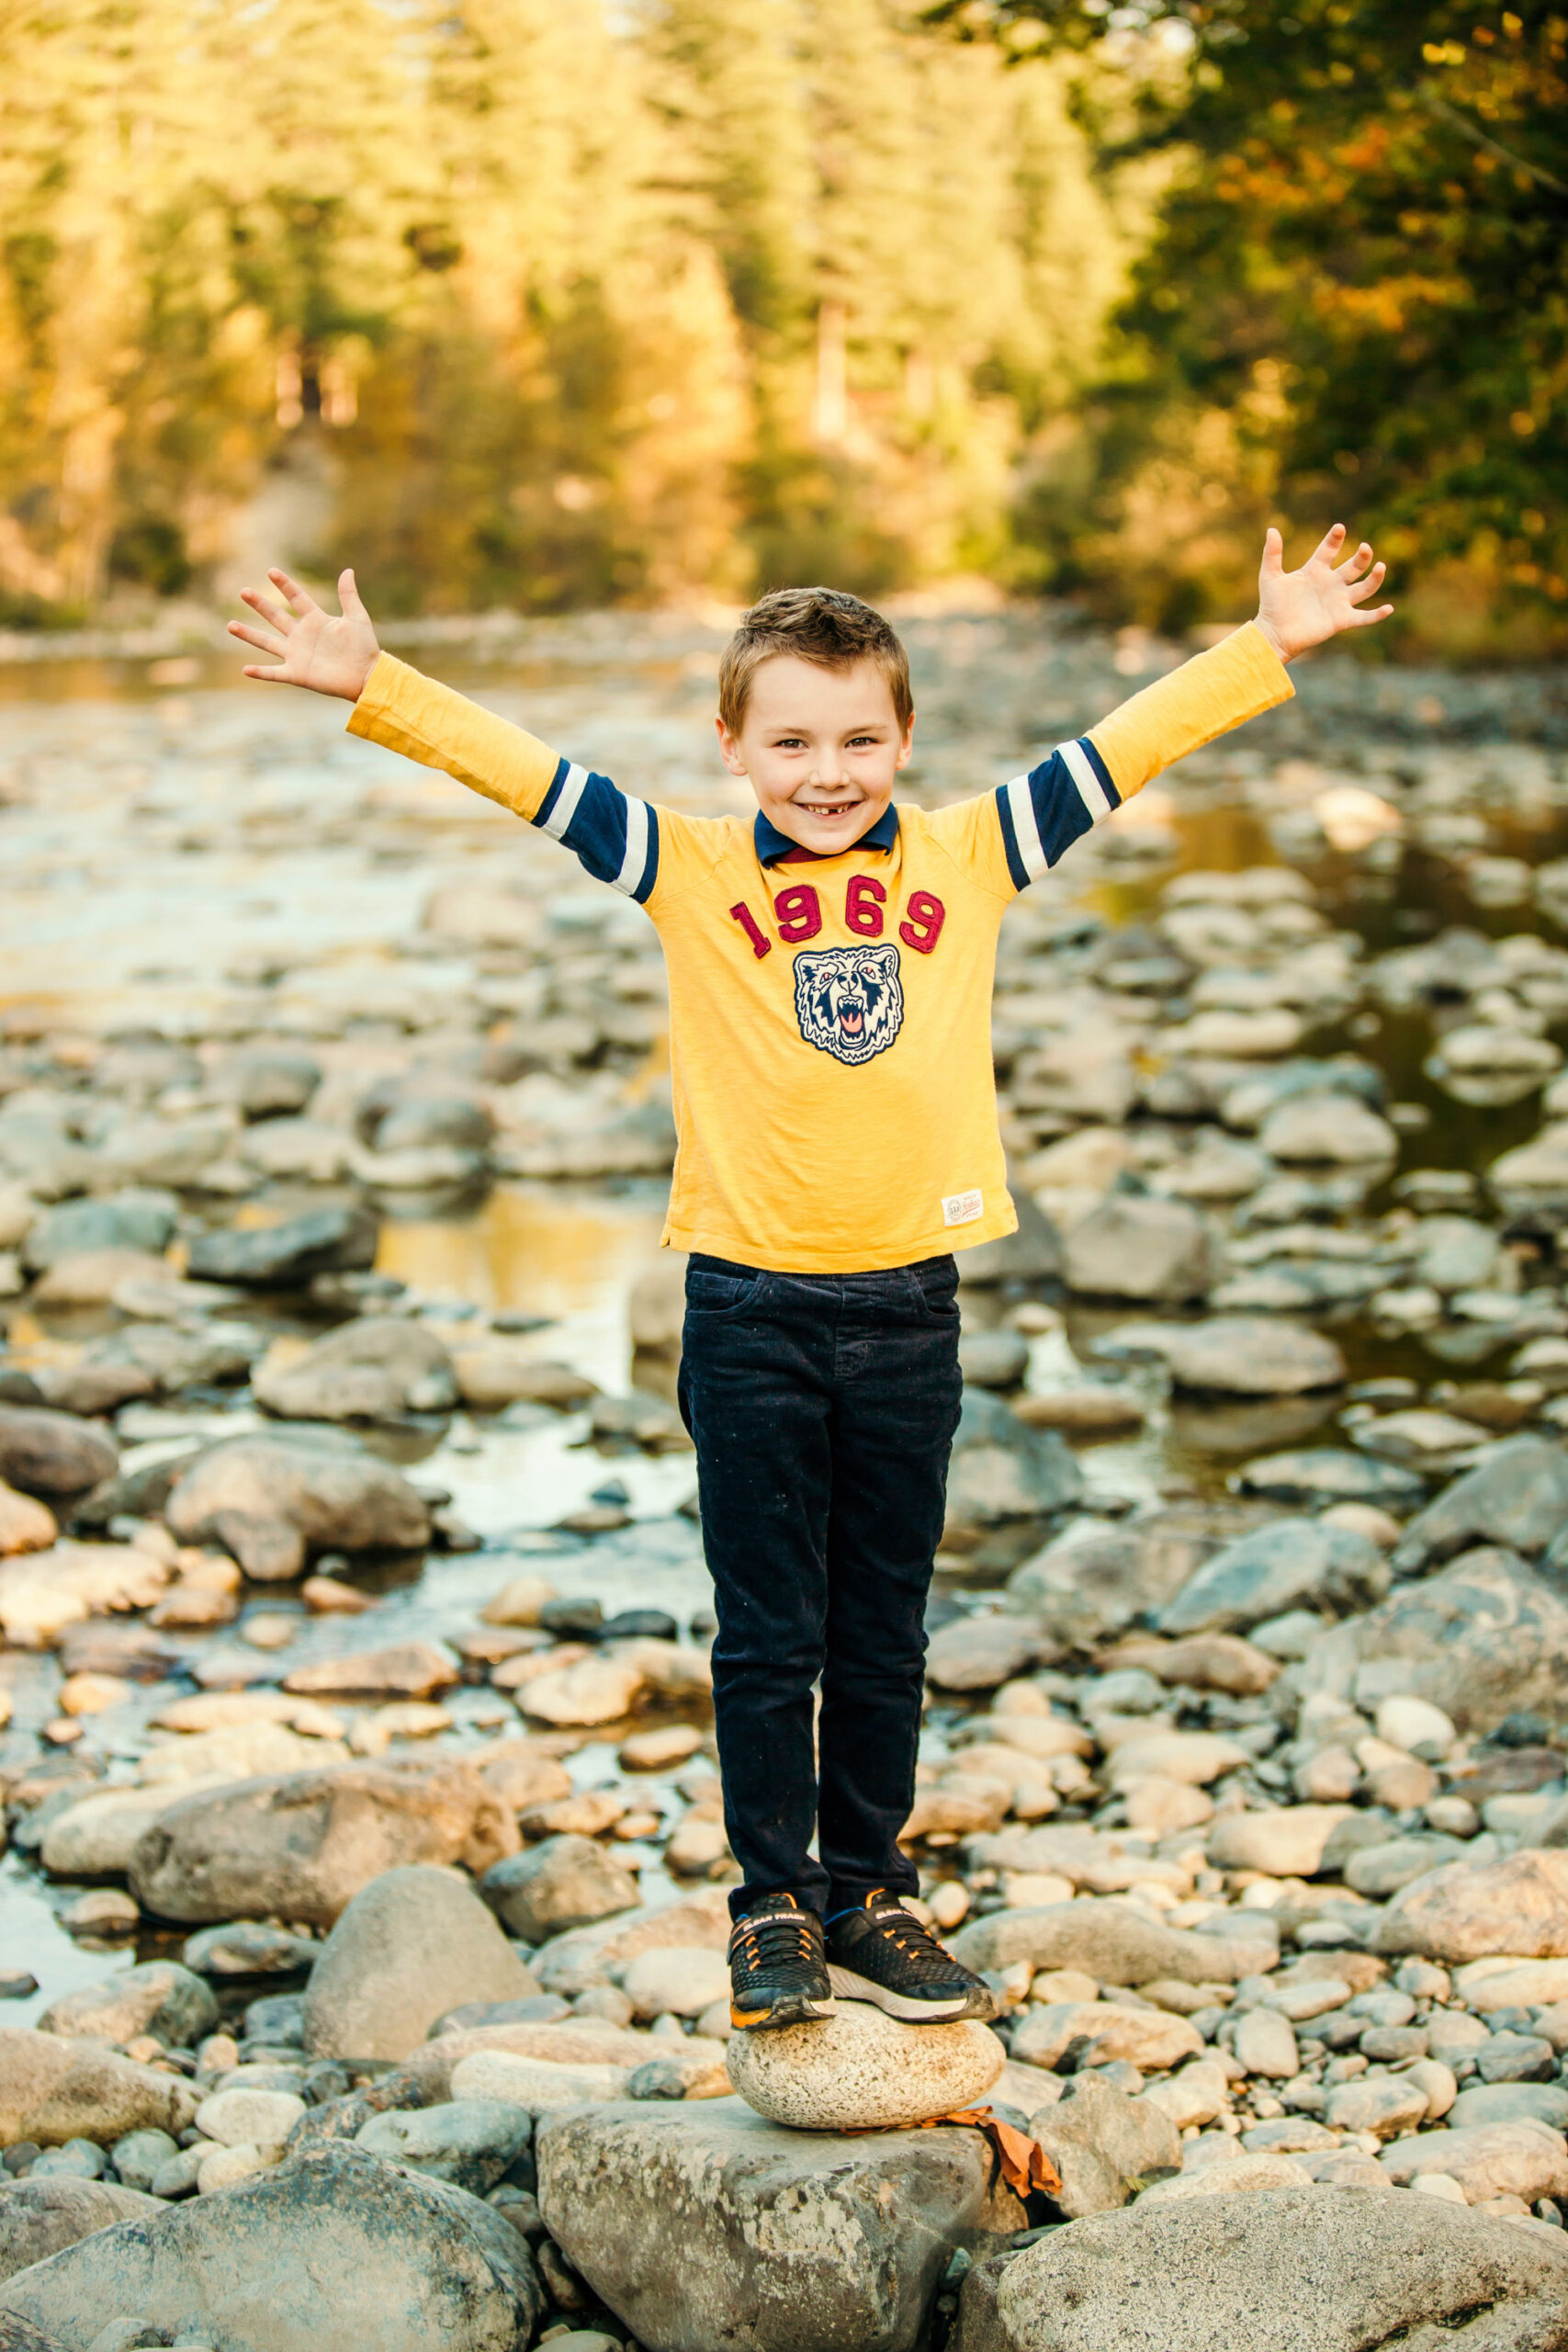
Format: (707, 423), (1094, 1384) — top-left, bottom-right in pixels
(228, 566), (380, 702)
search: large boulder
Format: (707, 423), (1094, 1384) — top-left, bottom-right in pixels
(536, 2097), (1024, 2352)
(1391, 1436), (1568, 1573)
(0, 1411), (117, 1500)
(949, 1899), (1274, 1986)
(1373, 1848), (1568, 1962)
(165, 1432), (433, 1558)
(1008, 1504), (1272, 1651)
(0, 2143), (542, 2352)
(253, 1318), (457, 1424)
(944, 1391), (1083, 1528)
(185, 1207), (379, 1287)
(303, 1865), (536, 2061)
(1158, 1515), (1388, 1637)
(1062, 1193), (1213, 1304)
(130, 1762), (517, 1927)
(0, 2032), (198, 2149)
(0, 2181), (160, 2286)
(971, 2186), (1568, 2352)
(1297, 1546), (1568, 1734)
(1097, 1317), (1345, 1397)
(726, 2003), (1002, 2131)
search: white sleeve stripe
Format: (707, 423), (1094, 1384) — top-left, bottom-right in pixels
(1004, 772), (1050, 879)
(539, 761), (589, 840)
(612, 795), (649, 897)
(1057, 737), (1111, 823)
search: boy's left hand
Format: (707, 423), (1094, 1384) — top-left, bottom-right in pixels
(1254, 523), (1393, 662)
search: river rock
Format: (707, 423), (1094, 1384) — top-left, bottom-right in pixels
(38, 1788), (194, 1879)
(1233, 1448), (1425, 1507)
(515, 1656), (647, 1727)
(355, 2099), (532, 2196)
(130, 1760), (517, 1927)
(1374, 1848), (1568, 1962)
(480, 1837), (639, 1943)
(303, 1864), (536, 2061)
(1321, 2075), (1430, 2137)
(1007, 1505), (1267, 1649)
(452, 1350), (598, 1412)
(165, 1433), (433, 1557)
(1450, 2081), (1568, 2130)
(619, 1946), (730, 2021)
(943, 1390), (1083, 1525)
(727, 2002), (1002, 2131)
(528, 1889), (733, 1996)
(185, 1208), (379, 1288)
(1379, 2120), (1568, 2203)
(977, 2187), (1568, 2352)
(0, 2180), (161, 2286)
(0, 2031), (198, 2148)
(1299, 1547), (1568, 1735)
(0, 1410), (118, 1499)
(254, 1317), (457, 1423)
(1391, 1435), (1568, 1572)
(1013, 2000), (1201, 2075)
(0, 1483), (55, 1556)
(1097, 1317), (1345, 1396)
(1063, 1193), (1213, 1304)
(925, 1614), (1045, 1692)
(1159, 1516), (1388, 1636)
(951, 1900), (1276, 1986)
(537, 2097), (1022, 2352)
(19, 1192), (178, 1273)
(1205, 1805), (1354, 1877)
(1027, 2074), (1180, 2216)
(194, 2086), (307, 2150)
(0, 2143), (541, 2352)
(283, 1642), (457, 1699)
(37, 1963), (217, 2050)
(956, 1331), (1031, 1390)
(1233, 2007), (1300, 2080)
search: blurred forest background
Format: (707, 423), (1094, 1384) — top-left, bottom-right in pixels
(0, 0), (1562, 655)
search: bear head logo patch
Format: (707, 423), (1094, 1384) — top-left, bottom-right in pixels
(793, 943), (905, 1067)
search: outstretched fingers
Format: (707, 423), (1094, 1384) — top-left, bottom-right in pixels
(267, 566), (320, 616)
(1344, 560), (1387, 605)
(226, 618), (284, 657)
(238, 583), (295, 633)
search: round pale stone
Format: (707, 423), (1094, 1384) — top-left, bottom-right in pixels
(1138, 2152), (1313, 2201)
(726, 2000), (1005, 2132)
(192, 2086), (306, 2149)
(197, 2140), (279, 2193)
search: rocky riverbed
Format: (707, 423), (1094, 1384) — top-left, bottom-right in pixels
(3, 613), (1568, 2351)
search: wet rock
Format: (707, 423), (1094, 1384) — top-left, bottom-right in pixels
(1233, 1448), (1425, 1507)
(537, 2097), (1021, 2352)
(481, 1837), (639, 1944)
(183, 1206), (378, 1290)
(0, 1410), (118, 1499)
(18, 1192), (177, 1274)
(728, 2003), (1001, 2131)
(37, 1964), (217, 2050)
(355, 2099), (531, 2196)
(0, 1540), (170, 1647)
(943, 1389), (1083, 1526)
(0, 2143), (542, 2352)
(1390, 1436), (1568, 1573)
(283, 1641), (457, 1699)
(130, 1761), (517, 1928)
(1374, 1848), (1568, 1962)
(1063, 1193), (1213, 1304)
(1159, 1515), (1389, 1637)
(254, 1317), (457, 1423)
(165, 1433), (433, 1557)
(31, 1250), (170, 1310)
(515, 1656), (647, 1727)
(1258, 1093), (1399, 1165)
(451, 1350), (597, 1412)
(950, 1899), (1275, 1986)
(0, 2032), (197, 2149)
(1098, 1317), (1345, 1397)
(983, 2185), (1568, 2352)
(212, 1046), (322, 1120)
(303, 1865), (536, 2062)
(0, 2180), (161, 2287)
(1299, 1547), (1568, 1735)
(1379, 2120), (1568, 2204)
(38, 1788), (190, 1880)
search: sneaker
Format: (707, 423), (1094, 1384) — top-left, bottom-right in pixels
(728, 1894), (834, 2030)
(825, 1890), (998, 2024)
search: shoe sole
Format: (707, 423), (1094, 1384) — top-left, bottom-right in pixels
(828, 1963), (998, 2024)
(731, 1993), (837, 2031)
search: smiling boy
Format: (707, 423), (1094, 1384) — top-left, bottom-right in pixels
(231, 525), (1390, 2031)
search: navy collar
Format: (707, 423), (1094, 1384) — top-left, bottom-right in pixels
(753, 803), (899, 866)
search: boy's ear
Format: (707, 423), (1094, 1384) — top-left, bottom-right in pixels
(715, 713), (749, 777)
(895, 710), (916, 769)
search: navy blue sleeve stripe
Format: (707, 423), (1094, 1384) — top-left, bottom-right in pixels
(999, 733), (1121, 888)
(994, 786), (1031, 892)
(530, 759), (659, 903)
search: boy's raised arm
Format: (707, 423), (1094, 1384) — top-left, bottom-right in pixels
(230, 566), (660, 902)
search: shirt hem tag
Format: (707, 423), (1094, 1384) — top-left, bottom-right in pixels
(942, 1190), (984, 1228)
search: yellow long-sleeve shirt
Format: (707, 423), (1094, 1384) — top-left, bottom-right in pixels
(348, 623), (1292, 1272)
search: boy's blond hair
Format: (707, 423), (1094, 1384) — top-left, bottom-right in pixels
(717, 587), (913, 736)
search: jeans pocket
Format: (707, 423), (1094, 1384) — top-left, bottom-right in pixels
(685, 1269), (769, 1317)
(908, 1263), (960, 1322)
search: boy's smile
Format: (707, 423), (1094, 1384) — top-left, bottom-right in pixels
(716, 653), (915, 857)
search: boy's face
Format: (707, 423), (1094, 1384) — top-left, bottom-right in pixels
(716, 654), (914, 857)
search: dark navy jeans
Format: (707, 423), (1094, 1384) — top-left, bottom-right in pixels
(677, 1251), (964, 1921)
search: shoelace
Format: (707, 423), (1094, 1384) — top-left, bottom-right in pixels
(732, 1908), (820, 1977)
(857, 1897), (964, 1982)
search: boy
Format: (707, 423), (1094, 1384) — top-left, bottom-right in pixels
(230, 523), (1390, 2030)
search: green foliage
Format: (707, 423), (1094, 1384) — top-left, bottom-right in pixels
(933, 0), (1568, 653)
(0, 0), (1140, 618)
